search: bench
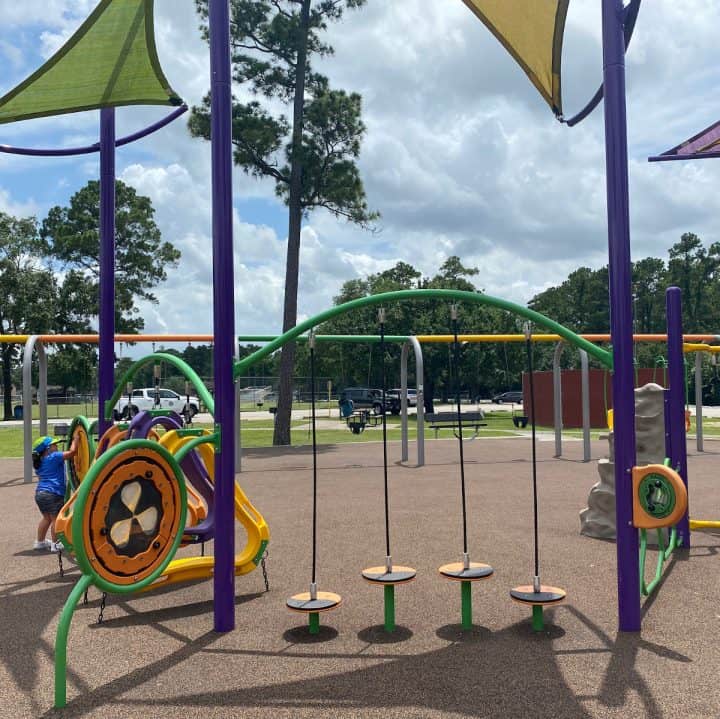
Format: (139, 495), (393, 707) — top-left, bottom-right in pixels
(345, 410), (382, 434)
(424, 411), (487, 439)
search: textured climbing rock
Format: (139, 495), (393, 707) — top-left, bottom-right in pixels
(580, 383), (666, 539)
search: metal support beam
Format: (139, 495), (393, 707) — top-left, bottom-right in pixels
(580, 349), (591, 462)
(400, 337), (425, 467)
(695, 351), (704, 452)
(553, 342), (564, 458)
(23, 336), (46, 484)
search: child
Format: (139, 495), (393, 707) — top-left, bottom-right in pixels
(32, 434), (78, 552)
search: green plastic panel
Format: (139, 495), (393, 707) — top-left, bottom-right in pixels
(0, 0), (181, 124)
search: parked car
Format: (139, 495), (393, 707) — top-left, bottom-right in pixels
(491, 390), (523, 404)
(390, 388), (418, 407)
(113, 388), (201, 420)
(338, 387), (401, 415)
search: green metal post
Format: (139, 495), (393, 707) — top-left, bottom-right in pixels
(532, 605), (544, 632)
(309, 612), (320, 634)
(384, 584), (395, 632)
(55, 575), (92, 708)
(461, 581), (472, 630)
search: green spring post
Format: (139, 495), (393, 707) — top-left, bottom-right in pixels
(461, 581), (472, 630)
(384, 584), (395, 632)
(309, 612), (320, 634)
(532, 605), (544, 632)
(55, 574), (92, 708)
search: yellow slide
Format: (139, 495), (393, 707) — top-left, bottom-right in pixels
(139, 431), (270, 591)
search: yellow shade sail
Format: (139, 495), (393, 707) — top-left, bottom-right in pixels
(461, 0), (569, 115)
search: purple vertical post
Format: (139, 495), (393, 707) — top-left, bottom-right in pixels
(665, 287), (690, 546)
(601, 0), (640, 631)
(208, 0), (236, 632)
(98, 108), (116, 437)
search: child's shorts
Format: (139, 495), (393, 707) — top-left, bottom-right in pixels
(35, 491), (65, 515)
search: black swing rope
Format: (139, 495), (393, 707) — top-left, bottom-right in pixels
(379, 309), (391, 562)
(309, 333), (318, 588)
(451, 305), (469, 556)
(524, 325), (540, 585)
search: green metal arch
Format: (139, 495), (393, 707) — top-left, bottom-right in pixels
(234, 289), (612, 375)
(106, 352), (215, 421)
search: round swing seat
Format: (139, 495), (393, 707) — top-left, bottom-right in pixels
(510, 585), (566, 606)
(439, 562), (494, 581)
(286, 591), (342, 613)
(362, 565), (416, 585)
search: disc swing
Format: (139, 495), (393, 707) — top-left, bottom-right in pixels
(286, 332), (341, 633)
(438, 304), (493, 631)
(510, 324), (566, 632)
(361, 308), (416, 633)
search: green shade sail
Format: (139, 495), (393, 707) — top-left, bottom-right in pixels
(461, 0), (569, 115)
(0, 0), (182, 125)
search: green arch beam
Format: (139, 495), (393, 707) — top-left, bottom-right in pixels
(234, 289), (612, 376)
(105, 352), (215, 420)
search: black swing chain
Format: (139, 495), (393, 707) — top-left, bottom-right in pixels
(97, 592), (107, 625)
(379, 308), (391, 561)
(310, 332), (318, 588)
(57, 548), (64, 578)
(524, 323), (541, 582)
(261, 551), (270, 592)
(451, 305), (469, 556)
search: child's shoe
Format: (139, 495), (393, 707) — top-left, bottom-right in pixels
(33, 540), (50, 550)
(50, 541), (64, 553)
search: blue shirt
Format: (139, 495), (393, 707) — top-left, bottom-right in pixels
(36, 451), (66, 497)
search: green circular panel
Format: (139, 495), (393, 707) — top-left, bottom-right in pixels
(638, 473), (676, 520)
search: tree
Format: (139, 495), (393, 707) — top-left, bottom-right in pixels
(529, 266), (610, 334)
(40, 180), (181, 333)
(190, 0), (377, 445)
(632, 257), (667, 334)
(0, 212), (57, 419)
(666, 232), (720, 333)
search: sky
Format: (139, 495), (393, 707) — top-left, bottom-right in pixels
(1, 0), (720, 347)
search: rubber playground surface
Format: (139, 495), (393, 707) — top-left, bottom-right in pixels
(2, 437), (719, 718)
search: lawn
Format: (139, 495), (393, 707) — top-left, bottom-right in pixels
(2, 411), (708, 459)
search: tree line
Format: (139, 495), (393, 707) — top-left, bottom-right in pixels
(0, 182), (179, 419)
(244, 236), (720, 404)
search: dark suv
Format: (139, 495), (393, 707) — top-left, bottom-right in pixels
(491, 390), (523, 404)
(339, 388), (401, 415)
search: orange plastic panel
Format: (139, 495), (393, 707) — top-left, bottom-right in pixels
(632, 464), (688, 529)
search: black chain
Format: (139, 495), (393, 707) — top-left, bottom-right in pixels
(261, 552), (269, 592)
(83, 588), (89, 606)
(97, 592), (107, 624)
(57, 548), (64, 577)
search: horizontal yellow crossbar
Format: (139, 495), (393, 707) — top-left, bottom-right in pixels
(690, 520), (720, 530)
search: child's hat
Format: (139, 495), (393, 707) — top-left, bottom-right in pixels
(32, 436), (61, 453)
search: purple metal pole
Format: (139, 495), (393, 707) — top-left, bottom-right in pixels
(601, 0), (640, 631)
(98, 108), (116, 437)
(0, 105), (188, 157)
(665, 287), (690, 546)
(208, 0), (236, 632)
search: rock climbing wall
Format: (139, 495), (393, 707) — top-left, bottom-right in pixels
(580, 383), (667, 539)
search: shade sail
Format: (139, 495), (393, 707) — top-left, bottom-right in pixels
(649, 120), (720, 162)
(0, 0), (182, 125)
(461, 0), (569, 115)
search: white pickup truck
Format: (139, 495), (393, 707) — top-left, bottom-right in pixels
(113, 388), (201, 421)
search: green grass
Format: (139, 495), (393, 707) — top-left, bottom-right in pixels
(4, 408), (708, 458)
(0, 411), (562, 458)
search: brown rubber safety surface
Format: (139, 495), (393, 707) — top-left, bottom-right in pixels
(2, 438), (720, 718)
